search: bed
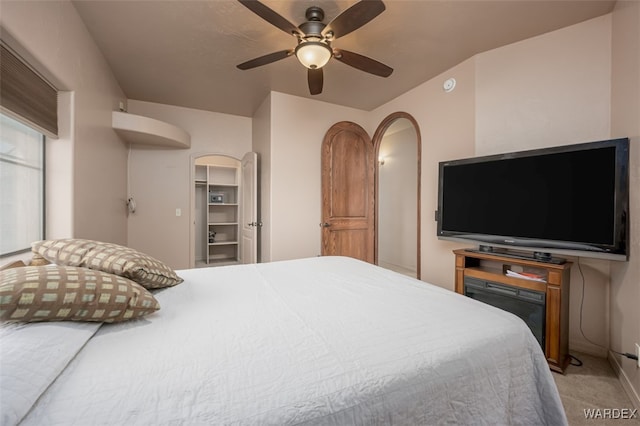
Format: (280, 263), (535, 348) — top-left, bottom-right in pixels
(1, 256), (567, 425)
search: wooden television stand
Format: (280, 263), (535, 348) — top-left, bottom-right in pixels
(453, 248), (572, 373)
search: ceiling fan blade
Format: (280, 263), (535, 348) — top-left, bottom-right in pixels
(308, 68), (323, 95)
(334, 49), (393, 77)
(238, 0), (303, 37)
(322, 0), (385, 40)
(237, 49), (293, 70)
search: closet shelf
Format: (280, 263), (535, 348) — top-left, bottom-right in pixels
(112, 111), (190, 149)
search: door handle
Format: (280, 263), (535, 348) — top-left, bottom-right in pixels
(320, 222), (330, 228)
(247, 222), (263, 227)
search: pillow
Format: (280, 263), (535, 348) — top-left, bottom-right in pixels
(0, 265), (160, 323)
(0, 260), (26, 271)
(29, 253), (49, 266)
(31, 239), (183, 289)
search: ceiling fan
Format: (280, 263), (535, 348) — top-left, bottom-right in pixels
(236, 0), (393, 95)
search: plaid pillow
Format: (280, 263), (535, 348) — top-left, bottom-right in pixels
(0, 265), (160, 323)
(32, 239), (183, 289)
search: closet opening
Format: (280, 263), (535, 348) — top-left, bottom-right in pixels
(190, 152), (258, 268)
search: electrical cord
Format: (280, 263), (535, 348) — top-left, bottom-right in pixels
(577, 259), (639, 362)
(570, 354), (583, 367)
(126, 144), (136, 215)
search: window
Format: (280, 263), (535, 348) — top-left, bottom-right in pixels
(0, 113), (45, 256)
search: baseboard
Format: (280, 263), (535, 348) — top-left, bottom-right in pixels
(569, 339), (609, 357)
(378, 261), (416, 276)
(608, 351), (640, 410)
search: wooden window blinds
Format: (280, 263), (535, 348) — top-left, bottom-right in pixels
(1, 42), (58, 137)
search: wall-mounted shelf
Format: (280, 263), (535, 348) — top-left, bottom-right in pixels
(112, 111), (190, 149)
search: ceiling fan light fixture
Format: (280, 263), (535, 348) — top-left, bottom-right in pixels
(295, 41), (332, 69)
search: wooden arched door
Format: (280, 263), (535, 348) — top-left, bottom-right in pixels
(321, 122), (375, 263)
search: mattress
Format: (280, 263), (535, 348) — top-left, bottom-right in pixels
(1, 256), (567, 425)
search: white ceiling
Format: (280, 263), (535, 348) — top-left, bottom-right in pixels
(72, 0), (616, 117)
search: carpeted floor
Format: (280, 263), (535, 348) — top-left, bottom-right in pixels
(553, 351), (640, 425)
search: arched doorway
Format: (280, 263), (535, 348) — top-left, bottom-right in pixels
(372, 112), (422, 279)
(189, 153), (257, 268)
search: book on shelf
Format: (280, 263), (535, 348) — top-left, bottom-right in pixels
(505, 270), (546, 282)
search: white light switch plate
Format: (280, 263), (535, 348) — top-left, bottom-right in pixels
(176, 208), (181, 217)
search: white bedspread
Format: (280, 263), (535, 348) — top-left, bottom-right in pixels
(10, 256), (566, 425)
(0, 321), (100, 425)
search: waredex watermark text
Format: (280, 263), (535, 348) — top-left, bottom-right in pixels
(583, 408), (638, 420)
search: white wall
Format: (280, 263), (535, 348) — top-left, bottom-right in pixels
(1, 0), (128, 247)
(267, 92), (369, 261)
(475, 15), (612, 154)
(378, 126), (418, 272)
(126, 100), (251, 269)
(252, 94), (272, 263)
(475, 14), (613, 356)
(609, 0), (640, 406)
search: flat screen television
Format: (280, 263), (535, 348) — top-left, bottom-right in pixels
(436, 138), (630, 262)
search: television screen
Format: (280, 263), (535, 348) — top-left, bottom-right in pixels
(437, 138), (629, 261)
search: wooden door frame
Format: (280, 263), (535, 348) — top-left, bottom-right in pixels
(371, 112), (422, 279)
